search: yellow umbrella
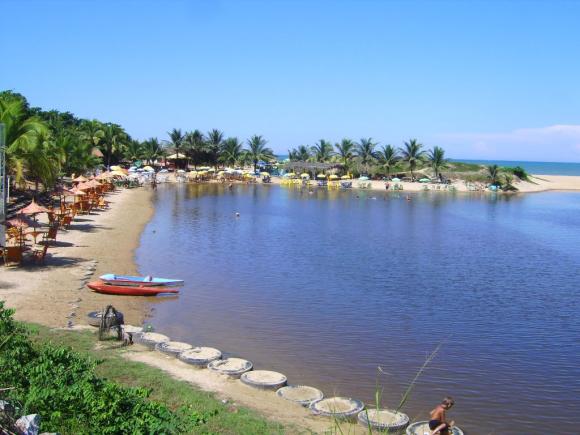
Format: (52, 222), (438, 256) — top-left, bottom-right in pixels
(316, 173), (326, 179)
(329, 174), (339, 180)
(300, 173), (310, 178)
(341, 175), (351, 180)
(260, 172), (270, 176)
(286, 172), (296, 177)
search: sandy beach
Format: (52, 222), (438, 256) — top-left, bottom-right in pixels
(268, 173), (580, 193)
(0, 185), (368, 433)
(0, 187), (154, 327)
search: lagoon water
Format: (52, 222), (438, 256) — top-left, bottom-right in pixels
(137, 184), (580, 434)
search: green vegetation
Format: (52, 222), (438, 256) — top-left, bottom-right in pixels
(0, 302), (285, 434)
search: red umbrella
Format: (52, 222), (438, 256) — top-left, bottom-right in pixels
(20, 200), (50, 215)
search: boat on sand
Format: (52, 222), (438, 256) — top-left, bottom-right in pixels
(99, 274), (184, 287)
(87, 281), (180, 296)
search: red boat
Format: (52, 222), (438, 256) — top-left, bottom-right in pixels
(87, 281), (180, 296)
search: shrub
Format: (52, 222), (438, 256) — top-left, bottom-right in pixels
(0, 301), (194, 434)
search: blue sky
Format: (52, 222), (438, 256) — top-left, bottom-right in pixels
(2, 0), (580, 161)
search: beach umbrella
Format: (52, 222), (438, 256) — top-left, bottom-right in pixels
(286, 172), (296, 177)
(329, 174), (339, 180)
(260, 172), (270, 176)
(419, 178), (430, 183)
(20, 200), (49, 215)
(96, 171), (112, 180)
(71, 187), (86, 196)
(143, 166), (154, 172)
(300, 173), (310, 178)
(316, 173), (326, 179)
(76, 182), (92, 190)
(341, 175), (351, 180)
(359, 176), (369, 181)
(7, 216), (35, 229)
(73, 175), (88, 183)
(391, 177), (401, 182)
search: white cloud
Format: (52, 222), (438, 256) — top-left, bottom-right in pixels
(437, 125), (580, 161)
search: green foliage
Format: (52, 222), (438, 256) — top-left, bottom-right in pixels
(505, 165), (530, 181)
(0, 302), (197, 434)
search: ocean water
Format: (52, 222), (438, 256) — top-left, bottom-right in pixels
(136, 184), (580, 434)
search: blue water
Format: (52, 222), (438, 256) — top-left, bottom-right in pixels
(136, 185), (580, 434)
(452, 159), (580, 176)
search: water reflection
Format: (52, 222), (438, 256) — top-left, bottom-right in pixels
(137, 184), (579, 435)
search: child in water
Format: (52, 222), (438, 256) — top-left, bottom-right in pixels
(429, 397), (455, 435)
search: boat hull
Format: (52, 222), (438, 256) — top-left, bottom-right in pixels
(88, 281), (180, 296)
(99, 274), (184, 287)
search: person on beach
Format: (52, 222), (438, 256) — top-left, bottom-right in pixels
(429, 397), (455, 435)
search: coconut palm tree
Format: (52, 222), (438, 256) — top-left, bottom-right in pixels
(57, 132), (100, 176)
(165, 128), (185, 168)
(183, 130), (205, 168)
(399, 139), (426, 181)
(124, 139), (144, 162)
(205, 129), (224, 167)
(377, 144), (399, 179)
(100, 123), (129, 168)
(487, 164), (500, 185)
(220, 137), (244, 167)
(0, 97), (54, 190)
(142, 138), (165, 165)
(311, 139), (334, 163)
(335, 138), (355, 168)
(427, 146), (448, 180)
(245, 135), (274, 172)
(356, 137), (378, 174)
(288, 145), (311, 161)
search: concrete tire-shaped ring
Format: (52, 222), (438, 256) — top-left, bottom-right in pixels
(310, 397), (364, 419)
(207, 357), (253, 378)
(135, 332), (170, 349)
(179, 347), (222, 366)
(87, 310), (123, 328)
(358, 408), (409, 433)
(155, 341), (193, 357)
(406, 421), (464, 435)
(276, 385), (324, 407)
(240, 370), (287, 390)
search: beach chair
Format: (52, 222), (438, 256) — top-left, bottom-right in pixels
(30, 244), (49, 264)
(3, 246), (23, 266)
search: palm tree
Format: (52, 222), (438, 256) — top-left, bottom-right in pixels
(100, 123), (128, 168)
(487, 164), (500, 185)
(334, 139), (355, 168)
(57, 132), (100, 176)
(289, 145), (310, 161)
(80, 119), (104, 149)
(246, 135), (274, 172)
(166, 128), (184, 168)
(377, 144), (399, 179)
(206, 129), (224, 167)
(427, 146), (448, 180)
(124, 139), (144, 162)
(183, 130), (205, 168)
(0, 97), (54, 190)
(220, 137), (244, 167)
(142, 138), (165, 165)
(356, 137), (378, 174)
(399, 139), (426, 181)
(311, 139), (334, 162)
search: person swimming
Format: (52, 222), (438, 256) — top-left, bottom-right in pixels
(429, 397), (455, 435)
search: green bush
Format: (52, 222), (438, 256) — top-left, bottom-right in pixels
(0, 301), (197, 434)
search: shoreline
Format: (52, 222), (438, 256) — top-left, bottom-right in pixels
(1, 187), (155, 327)
(0, 186), (364, 433)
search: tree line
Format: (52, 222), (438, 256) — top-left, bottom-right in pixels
(288, 139), (448, 179)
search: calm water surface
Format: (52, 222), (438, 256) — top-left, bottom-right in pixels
(136, 185), (580, 434)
